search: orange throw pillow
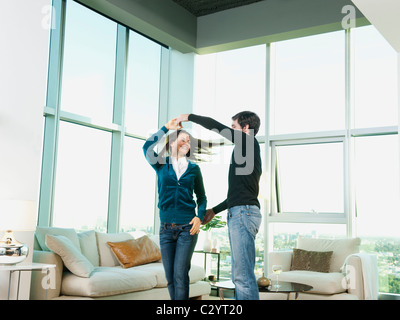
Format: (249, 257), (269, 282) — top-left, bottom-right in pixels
(107, 236), (161, 268)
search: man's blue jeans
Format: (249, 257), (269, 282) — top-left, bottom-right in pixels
(159, 222), (198, 300)
(227, 205), (262, 300)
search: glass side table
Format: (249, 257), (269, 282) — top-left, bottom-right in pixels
(211, 280), (313, 300)
(194, 250), (221, 280)
(0, 262), (56, 300)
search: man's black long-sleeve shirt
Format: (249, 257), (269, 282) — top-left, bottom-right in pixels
(188, 114), (262, 214)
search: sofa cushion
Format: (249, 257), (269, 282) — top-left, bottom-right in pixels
(46, 234), (94, 278)
(96, 232), (134, 267)
(133, 262), (206, 288)
(78, 230), (100, 267)
(291, 248), (333, 273)
(273, 270), (346, 295)
(107, 236), (161, 268)
(36, 226), (81, 252)
(297, 237), (360, 272)
(61, 266), (157, 297)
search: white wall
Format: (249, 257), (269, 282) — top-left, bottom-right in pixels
(0, 0), (50, 299)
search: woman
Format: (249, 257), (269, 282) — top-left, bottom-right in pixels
(143, 118), (207, 300)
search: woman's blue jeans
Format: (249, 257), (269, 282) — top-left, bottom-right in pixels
(159, 222), (198, 300)
(227, 205), (262, 300)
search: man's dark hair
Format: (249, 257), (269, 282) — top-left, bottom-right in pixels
(232, 111), (261, 136)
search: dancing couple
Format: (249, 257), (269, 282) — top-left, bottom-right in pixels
(143, 111), (262, 300)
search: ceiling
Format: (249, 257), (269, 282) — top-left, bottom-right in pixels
(172, 0), (265, 17)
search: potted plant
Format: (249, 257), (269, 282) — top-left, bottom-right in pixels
(200, 215), (226, 252)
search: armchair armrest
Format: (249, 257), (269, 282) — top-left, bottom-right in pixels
(30, 250), (63, 300)
(268, 251), (293, 273)
(343, 255), (363, 299)
(342, 253), (378, 300)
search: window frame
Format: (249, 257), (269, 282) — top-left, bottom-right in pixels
(38, 0), (167, 234)
(269, 135), (348, 224)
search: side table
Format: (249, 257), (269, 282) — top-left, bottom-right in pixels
(211, 280), (313, 300)
(0, 262), (56, 300)
(194, 250), (221, 280)
(210, 280), (235, 300)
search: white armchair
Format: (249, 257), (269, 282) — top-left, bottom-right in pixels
(263, 237), (378, 300)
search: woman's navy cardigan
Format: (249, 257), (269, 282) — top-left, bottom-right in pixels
(143, 126), (207, 224)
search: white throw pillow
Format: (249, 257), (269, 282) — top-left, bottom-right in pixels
(46, 234), (94, 278)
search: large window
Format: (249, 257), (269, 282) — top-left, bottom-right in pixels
(354, 135), (400, 294)
(125, 31), (161, 136)
(268, 30), (349, 247)
(193, 45), (266, 139)
(193, 45), (266, 278)
(60, 0), (117, 122)
(272, 140), (344, 215)
(269, 25), (399, 297)
(270, 223), (347, 251)
(40, 0), (163, 234)
(118, 30), (163, 234)
(353, 26), (398, 129)
(119, 137), (157, 235)
(42, 0), (400, 296)
(351, 26), (399, 295)
(270, 31), (346, 135)
(52, 122), (111, 231)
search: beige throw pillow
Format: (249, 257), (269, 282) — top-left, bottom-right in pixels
(291, 248), (333, 273)
(107, 236), (161, 269)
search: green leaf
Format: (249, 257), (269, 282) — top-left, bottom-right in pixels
(200, 215), (226, 232)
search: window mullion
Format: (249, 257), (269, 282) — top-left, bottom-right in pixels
(107, 25), (129, 233)
(38, 0), (66, 227)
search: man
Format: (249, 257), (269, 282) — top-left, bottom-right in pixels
(177, 111), (262, 300)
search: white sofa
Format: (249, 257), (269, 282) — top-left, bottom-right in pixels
(263, 237), (378, 300)
(30, 227), (211, 300)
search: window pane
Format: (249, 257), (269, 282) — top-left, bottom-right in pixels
(271, 31), (345, 134)
(275, 142), (344, 213)
(125, 31), (161, 136)
(270, 223), (347, 251)
(60, 0), (117, 122)
(53, 122), (111, 231)
(119, 137), (156, 235)
(354, 135), (400, 294)
(194, 145), (231, 279)
(193, 45), (266, 139)
(353, 26), (398, 128)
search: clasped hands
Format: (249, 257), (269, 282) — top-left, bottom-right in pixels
(189, 209), (216, 235)
(165, 114), (190, 131)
